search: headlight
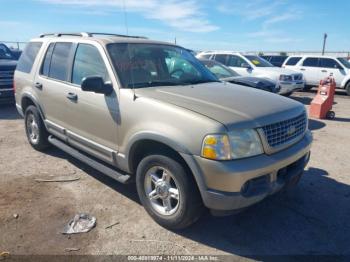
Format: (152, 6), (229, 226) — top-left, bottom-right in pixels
(228, 129), (263, 159)
(201, 129), (263, 160)
(279, 74), (292, 81)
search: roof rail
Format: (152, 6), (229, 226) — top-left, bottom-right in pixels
(86, 33), (148, 39)
(39, 32), (147, 39)
(39, 32), (90, 38)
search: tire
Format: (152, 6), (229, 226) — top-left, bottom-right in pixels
(346, 82), (350, 96)
(136, 154), (204, 230)
(24, 105), (50, 151)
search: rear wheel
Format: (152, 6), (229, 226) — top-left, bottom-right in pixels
(136, 155), (204, 230)
(24, 105), (50, 151)
(346, 82), (350, 96)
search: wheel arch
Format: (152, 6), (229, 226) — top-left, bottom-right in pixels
(21, 93), (46, 120)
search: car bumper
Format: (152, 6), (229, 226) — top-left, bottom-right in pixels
(181, 131), (312, 211)
(279, 81), (305, 94)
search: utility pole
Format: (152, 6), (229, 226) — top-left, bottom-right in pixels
(322, 33), (327, 55)
(174, 37), (177, 45)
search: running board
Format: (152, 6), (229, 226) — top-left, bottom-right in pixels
(48, 136), (131, 184)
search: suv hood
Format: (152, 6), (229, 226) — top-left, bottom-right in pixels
(135, 82), (305, 130)
(253, 67), (300, 79)
(221, 76), (276, 89)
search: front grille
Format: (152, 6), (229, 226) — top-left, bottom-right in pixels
(292, 74), (303, 81)
(261, 112), (307, 150)
(0, 70), (14, 81)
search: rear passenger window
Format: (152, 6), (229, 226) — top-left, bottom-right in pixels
(49, 43), (72, 81)
(41, 43), (54, 76)
(214, 54), (228, 65)
(302, 58), (319, 67)
(16, 42), (42, 73)
(72, 44), (109, 85)
(227, 55), (246, 67)
(319, 58), (341, 69)
(286, 57), (302, 66)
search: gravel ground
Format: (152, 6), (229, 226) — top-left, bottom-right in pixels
(1, 89), (350, 260)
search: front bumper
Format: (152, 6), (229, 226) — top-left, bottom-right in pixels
(279, 81), (305, 94)
(181, 131), (312, 211)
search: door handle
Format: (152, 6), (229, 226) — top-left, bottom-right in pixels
(321, 70), (327, 73)
(300, 68), (306, 71)
(34, 82), (43, 89)
(66, 92), (78, 101)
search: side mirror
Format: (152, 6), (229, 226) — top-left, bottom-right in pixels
(241, 63), (252, 69)
(81, 76), (113, 95)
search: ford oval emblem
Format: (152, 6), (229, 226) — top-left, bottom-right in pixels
(287, 126), (296, 136)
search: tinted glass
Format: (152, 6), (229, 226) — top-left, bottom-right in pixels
(286, 57), (302, 66)
(319, 58), (341, 69)
(302, 58), (319, 67)
(41, 43), (54, 76)
(244, 55), (274, 67)
(107, 43), (218, 88)
(16, 42), (42, 73)
(49, 42), (72, 81)
(337, 57), (350, 69)
(72, 44), (109, 85)
(214, 54), (228, 65)
(271, 56), (287, 63)
(227, 55), (247, 67)
(0, 44), (14, 60)
(201, 60), (239, 78)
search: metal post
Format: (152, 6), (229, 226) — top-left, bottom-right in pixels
(322, 33), (327, 55)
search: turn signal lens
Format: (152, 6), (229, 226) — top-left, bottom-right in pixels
(201, 134), (231, 160)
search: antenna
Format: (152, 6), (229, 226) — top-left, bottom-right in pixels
(122, 0), (129, 36)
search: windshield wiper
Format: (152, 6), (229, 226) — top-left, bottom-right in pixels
(186, 79), (221, 85)
(127, 81), (184, 88)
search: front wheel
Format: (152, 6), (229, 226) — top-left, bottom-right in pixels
(24, 105), (50, 151)
(136, 155), (203, 230)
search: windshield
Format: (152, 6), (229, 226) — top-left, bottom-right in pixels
(0, 44), (15, 60)
(107, 43), (218, 88)
(244, 55), (274, 67)
(337, 57), (350, 69)
(201, 60), (240, 78)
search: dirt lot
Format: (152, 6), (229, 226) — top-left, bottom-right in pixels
(1, 89), (350, 259)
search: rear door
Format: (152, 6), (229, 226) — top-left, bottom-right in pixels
(35, 42), (75, 133)
(298, 57), (321, 85)
(319, 58), (347, 87)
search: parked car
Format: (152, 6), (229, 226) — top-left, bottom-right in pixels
(197, 51), (304, 96)
(0, 43), (17, 104)
(15, 33), (312, 229)
(283, 55), (350, 95)
(260, 55), (288, 67)
(199, 59), (280, 93)
(9, 49), (22, 60)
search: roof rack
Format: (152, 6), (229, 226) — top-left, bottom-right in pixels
(39, 32), (147, 39)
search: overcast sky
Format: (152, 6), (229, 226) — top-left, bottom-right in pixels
(1, 0), (349, 51)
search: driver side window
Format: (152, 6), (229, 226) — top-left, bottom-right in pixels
(227, 55), (247, 67)
(72, 44), (109, 85)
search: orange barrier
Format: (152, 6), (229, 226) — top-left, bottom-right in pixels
(309, 76), (336, 119)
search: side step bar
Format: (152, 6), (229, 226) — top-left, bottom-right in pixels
(48, 136), (131, 184)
